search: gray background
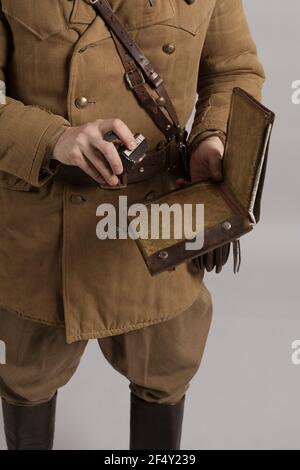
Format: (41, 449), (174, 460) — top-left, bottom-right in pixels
(1, 0), (300, 450)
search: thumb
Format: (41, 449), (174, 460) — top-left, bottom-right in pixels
(175, 178), (191, 187)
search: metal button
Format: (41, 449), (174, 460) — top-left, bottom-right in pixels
(70, 194), (86, 204)
(221, 221), (232, 231)
(162, 43), (176, 55)
(156, 140), (166, 151)
(75, 97), (88, 109)
(158, 251), (169, 260)
(138, 167), (145, 173)
(156, 96), (166, 107)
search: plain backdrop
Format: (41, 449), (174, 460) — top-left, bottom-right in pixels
(1, 0), (300, 450)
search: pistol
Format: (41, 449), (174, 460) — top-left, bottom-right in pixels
(104, 131), (148, 174)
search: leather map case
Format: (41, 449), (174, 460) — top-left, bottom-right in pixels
(129, 88), (275, 276)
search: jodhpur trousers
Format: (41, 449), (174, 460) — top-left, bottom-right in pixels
(0, 284), (212, 406)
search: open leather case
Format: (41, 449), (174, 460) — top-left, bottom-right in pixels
(128, 88), (275, 276)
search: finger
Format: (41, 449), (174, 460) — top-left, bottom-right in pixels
(175, 178), (192, 187)
(84, 146), (120, 186)
(99, 118), (137, 151)
(92, 139), (124, 176)
(83, 158), (106, 185)
(72, 150), (106, 184)
(190, 156), (209, 182)
(77, 128), (123, 176)
(190, 170), (209, 183)
(208, 154), (223, 182)
(190, 165), (209, 183)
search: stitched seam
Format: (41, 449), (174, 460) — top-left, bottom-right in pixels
(68, 317), (175, 342)
(0, 303), (64, 327)
(66, 287), (200, 342)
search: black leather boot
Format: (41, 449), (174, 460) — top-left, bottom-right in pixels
(130, 393), (185, 450)
(1, 392), (57, 450)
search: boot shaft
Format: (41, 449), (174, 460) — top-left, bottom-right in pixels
(1, 392), (57, 450)
(130, 393), (185, 450)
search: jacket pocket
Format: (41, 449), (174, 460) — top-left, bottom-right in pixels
(113, 0), (175, 31)
(0, 172), (32, 192)
(166, 0), (215, 35)
(1, 0), (66, 40)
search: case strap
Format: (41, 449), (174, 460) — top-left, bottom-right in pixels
(233, 239), (241, 274)
(89, 0), (182, 140)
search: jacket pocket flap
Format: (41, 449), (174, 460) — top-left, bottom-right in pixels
(165, 0), (215, 36)
(2, 0), (66, 40)
(0, 172), (32, 192)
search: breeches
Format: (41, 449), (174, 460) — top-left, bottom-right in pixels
(0, 285), (212, 406)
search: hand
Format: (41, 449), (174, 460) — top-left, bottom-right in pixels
(176, 135), (225, 186)
(53, 118), (137, 186)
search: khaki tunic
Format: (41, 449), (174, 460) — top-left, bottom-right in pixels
(0, 0), (264, 343)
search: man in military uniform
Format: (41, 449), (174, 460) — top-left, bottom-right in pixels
(0, 0), (264, 450)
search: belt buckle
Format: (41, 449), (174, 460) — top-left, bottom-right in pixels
(98, 173), (128, 190)
(125, 69), (145, 90)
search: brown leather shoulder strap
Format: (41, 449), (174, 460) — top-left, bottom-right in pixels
(89, 0), (182, 140)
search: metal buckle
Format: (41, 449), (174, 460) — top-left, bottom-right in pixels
(125, 69), (145, 90)
(98, 173), (128, 190)
(123, 152), (147, 166)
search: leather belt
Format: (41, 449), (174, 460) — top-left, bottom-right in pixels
(56, 138), (184, 189)
(100, 138), (184, 189)
(125, 138), (183, 184)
